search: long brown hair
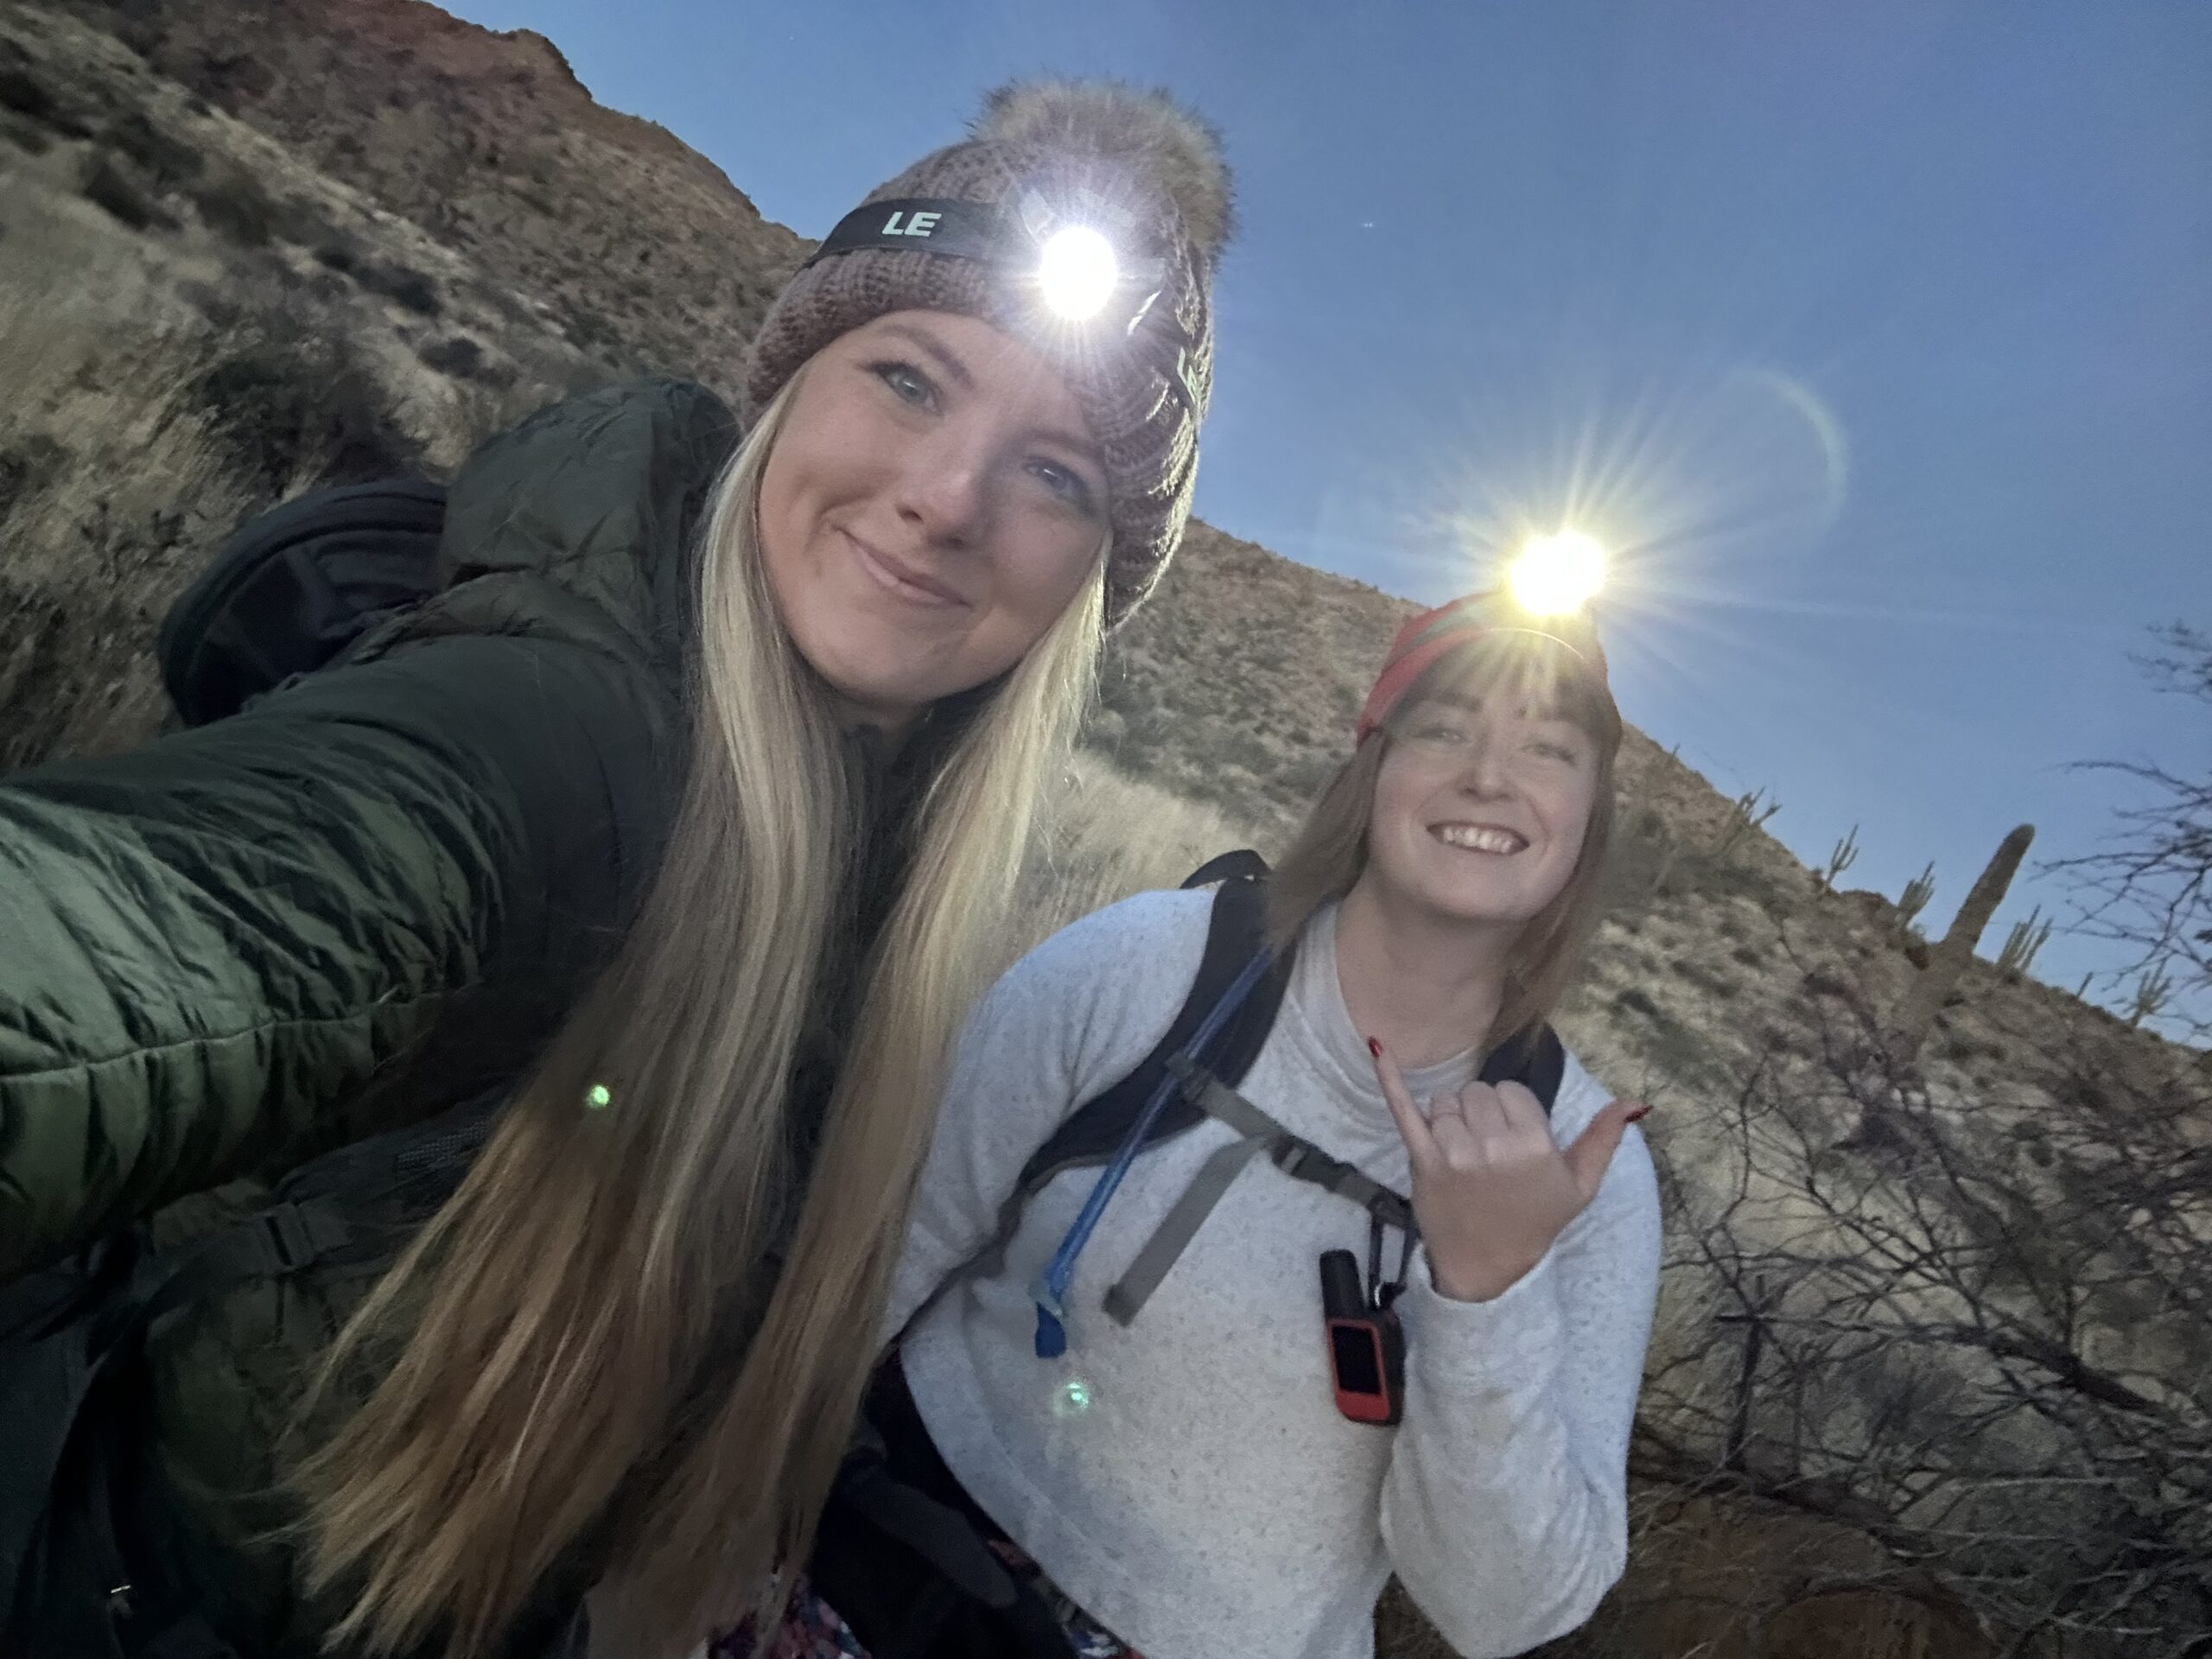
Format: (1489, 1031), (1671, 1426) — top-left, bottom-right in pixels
(296, 374), (1107, 1658)
(1266, 632), (1621, 1051)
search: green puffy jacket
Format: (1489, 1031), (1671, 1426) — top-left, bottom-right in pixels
(0, 378), (742, 1655)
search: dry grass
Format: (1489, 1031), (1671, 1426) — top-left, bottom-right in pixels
(999, 750), (1265, 976)
(0, 192), (244, 760)
(0, 0), (625, 762)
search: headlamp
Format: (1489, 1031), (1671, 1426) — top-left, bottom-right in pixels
(804, 194), (1197, 412)
(807, 194), (1166, 327)
(1035, 225), (1121, 321)
(1507, 531), (1607, 616)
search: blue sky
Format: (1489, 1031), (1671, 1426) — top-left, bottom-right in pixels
(445, 0), (2209, 1017)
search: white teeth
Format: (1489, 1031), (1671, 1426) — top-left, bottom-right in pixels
(1434, 824), (1526, 855)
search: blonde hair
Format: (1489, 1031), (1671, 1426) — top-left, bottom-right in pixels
(1267, 635), (1620, 1052)
(296, 373), (1106, 1657)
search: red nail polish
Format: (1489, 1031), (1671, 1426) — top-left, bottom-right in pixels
(1624, 1103), (1650, 1125)
(1366, 1037), (1382, 1058)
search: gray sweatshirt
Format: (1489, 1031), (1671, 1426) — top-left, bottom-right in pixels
(884, 889), (1662, 1659)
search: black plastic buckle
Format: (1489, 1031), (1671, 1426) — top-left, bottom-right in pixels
(254, 1204), (327, 1273)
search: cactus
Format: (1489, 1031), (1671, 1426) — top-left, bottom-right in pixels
(1815, 824), (1860, 894)
(1896, 862), (1936, 938)
(1996, 907), (2053, 980)
(1713, 788), (1781, 862)
(1891, 824), (2035, 1058)
(1705, 787), (1777, 878)
(2128, 963), (2174, 1028)
(1630, 785), (1778, 906)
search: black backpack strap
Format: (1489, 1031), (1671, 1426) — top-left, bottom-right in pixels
(811, 1363), (1076, 1659)
(0, 1240), (135, 1626)
(881, 854), (1291, 1351)
(1012, 853), (1291, 1188)
(1097, 1024), (1570, 1326)
(1479, 1023), (1567, 1108)
(1178, 848), (1269, 890)
(0, 1228), (251, 1657)
(136, 1089), (505, 1332)
(0, 1090), (501, 1654)
(278, 1089), (504, 1216)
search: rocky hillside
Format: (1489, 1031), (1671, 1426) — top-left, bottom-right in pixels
(53, 0), (809, 376)
(2, 3), (2203, 1654)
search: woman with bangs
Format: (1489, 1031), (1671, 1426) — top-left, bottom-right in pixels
(872, 593), (1663, 1659)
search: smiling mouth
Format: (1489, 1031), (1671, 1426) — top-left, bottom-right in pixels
(1432, 823), (1528, 855)
(844, 530), (966, 610)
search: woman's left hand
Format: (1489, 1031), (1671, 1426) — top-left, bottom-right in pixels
(1370, 1039), (1646, 1303)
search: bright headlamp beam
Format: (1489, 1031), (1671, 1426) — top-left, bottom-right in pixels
(1509, 531), (1607, 615)
(1038, 225), (1119, 321)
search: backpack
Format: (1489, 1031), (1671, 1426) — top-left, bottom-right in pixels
(2, 480), (519, 1659)
(810, 849), (1567, 1659)
(0, 1092), (506, 1659)
(156, 476), (446, 728)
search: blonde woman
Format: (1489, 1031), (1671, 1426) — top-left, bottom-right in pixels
(865, 594), (1661, 1659)
(0, 83), (1231, 1659)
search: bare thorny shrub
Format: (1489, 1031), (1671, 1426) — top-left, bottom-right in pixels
(1614, 950), (2211, 1658)
(2050, 622), (2212, 1042)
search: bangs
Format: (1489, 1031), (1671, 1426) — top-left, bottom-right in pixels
(1395, 631), (1622, 752)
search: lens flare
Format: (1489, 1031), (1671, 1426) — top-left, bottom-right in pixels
(1509, 531), (1607, 614)
(1038, 226), (1118, 320)
(1052, 1377), (1094, 1417)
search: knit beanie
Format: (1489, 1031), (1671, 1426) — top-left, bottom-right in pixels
(743, 80), (1234, 629)
(1357, 592), (1618, 742)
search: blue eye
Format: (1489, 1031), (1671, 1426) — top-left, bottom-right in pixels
(1029, 457), (1097, 513)
(872, 361), (936, 408)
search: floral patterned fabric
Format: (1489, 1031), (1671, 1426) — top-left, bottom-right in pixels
(708, 1576), (868, 1659)
(707, 1547), (1143, 1659)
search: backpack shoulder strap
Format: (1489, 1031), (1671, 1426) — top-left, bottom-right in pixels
(1097, 1023), (1569, 1326)
(887, 855), (1293, 1349)
(0, 1091), (502, 1634)
(1179, 847), (1269, 890)
(126, 1089), (504, 1328)
(1012, 850), (1290, 1192)
(1479, 1022), (1567, 1110)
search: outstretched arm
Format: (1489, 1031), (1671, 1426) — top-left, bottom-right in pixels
(0, 379), (730, 1279)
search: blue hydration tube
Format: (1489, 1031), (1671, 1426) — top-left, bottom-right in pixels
(1031, 947), (1276, 1358)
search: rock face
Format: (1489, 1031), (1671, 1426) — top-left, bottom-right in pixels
(50, 0), (810, 380)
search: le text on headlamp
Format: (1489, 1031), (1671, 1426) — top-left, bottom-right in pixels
(806, 195), (1164, 327)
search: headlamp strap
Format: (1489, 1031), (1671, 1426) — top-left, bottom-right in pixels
(1014, 187), (1141, 248)
(805, 198), (1008, 269)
